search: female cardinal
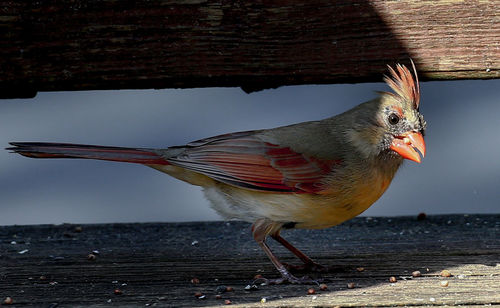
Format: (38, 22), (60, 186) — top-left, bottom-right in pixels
(8, 62), (426, 284)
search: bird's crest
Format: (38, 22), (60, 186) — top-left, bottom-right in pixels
(383, 60), (420, 110)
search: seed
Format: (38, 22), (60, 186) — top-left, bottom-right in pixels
(347, 282), (355, 289)
(215, 295), (222, 300)
(389, 276), (397, 283)
(356, 267), (365, 272)
(224, 299), (232, 305)
(194, 292), (203, 298)
(87, 253), (96, 261)
(74, 226), (83, 233)
(226, 286), (234, 292)
(307, 288), (316, 294)
(412, 270), (422, 277)
(319, 283), (328, 290)
(190, 277), (200, 284)
(260, 297), (267, 303)
(440, 270), (452, 277)
(254, 274), (263, 279)
(39, 275), (47, 280)
(114, 289), (123, 295)
(440, 280), (449, 287)
(244, 284), (258, 291)
(4, 297), (13, 305)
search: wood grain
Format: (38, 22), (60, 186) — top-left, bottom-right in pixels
(0, 1), (498, 98)
(0, 214), (498, 307)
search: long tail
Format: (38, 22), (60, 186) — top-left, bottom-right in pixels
(7, 142), (169, 165)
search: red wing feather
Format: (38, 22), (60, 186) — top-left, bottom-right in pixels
(167, 134), (340, 193)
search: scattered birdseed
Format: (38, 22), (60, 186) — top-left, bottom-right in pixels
(114, 289), (123, 295)
(389, 276), (397, 283)
(412, 270), (422, 277)
(347, 282), (355, 289)
(307, 288), (316, 295)
(190, 278), (200, 284)
(260, 297), (267, 303)
(440, 270), (452, 277)
(18, 249), (29, 254)
(457, 274), (466, 279)
(254, 274), (263, 279)
(245, 284), (258, 291)
(319, 283), (328, 291)
(40, 275), (47, 280)
(3, 297), (13, 305)
(194, 292), (203, 298)
(224, 299), (232, 305)
(356, 267), (365, 272)
(10, 241), (16, 245)
(440, 280), (449, 287)
(87, 254), (96, 261)
(191, 240), (199, 246)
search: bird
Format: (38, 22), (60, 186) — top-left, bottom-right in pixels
(7, 62), (426, 284)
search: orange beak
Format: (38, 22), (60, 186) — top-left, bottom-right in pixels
(390, 132), (426, 163)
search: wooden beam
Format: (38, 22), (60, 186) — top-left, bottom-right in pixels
(0, 1), (498, 98)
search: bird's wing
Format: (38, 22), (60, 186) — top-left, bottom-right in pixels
(167, 132), (340, 193)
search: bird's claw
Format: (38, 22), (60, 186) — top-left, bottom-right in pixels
(254, 273), (321, 285)
(282, 261), (329, 273)
(270, 275), (321, 285)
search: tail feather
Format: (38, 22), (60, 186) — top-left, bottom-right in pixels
(7, 142), (169, 165)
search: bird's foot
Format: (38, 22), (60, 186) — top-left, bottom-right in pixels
(254, 269), (321, 285)
(261, 274), (321, 285)
(283, 261), (329, 273)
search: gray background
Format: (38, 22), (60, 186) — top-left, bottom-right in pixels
(1, 79), (499, 225)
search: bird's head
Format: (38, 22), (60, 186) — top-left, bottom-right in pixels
(348, 61), (426, 163)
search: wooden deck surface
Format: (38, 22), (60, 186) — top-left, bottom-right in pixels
(0, 214), (499, 307)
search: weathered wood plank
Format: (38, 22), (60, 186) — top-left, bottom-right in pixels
(0, 1), (498, 98)
(0, 214), (498, 307)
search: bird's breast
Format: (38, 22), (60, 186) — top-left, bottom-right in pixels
(293, 165), (396, 229)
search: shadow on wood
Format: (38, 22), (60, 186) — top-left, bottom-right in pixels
(0, 214), (498, 307)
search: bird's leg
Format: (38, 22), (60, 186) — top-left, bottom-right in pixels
(271, 233), (328, 273)
(252, 219), (319, 285)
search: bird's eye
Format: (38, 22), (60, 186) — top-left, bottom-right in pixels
(388, 113), (400, 125)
